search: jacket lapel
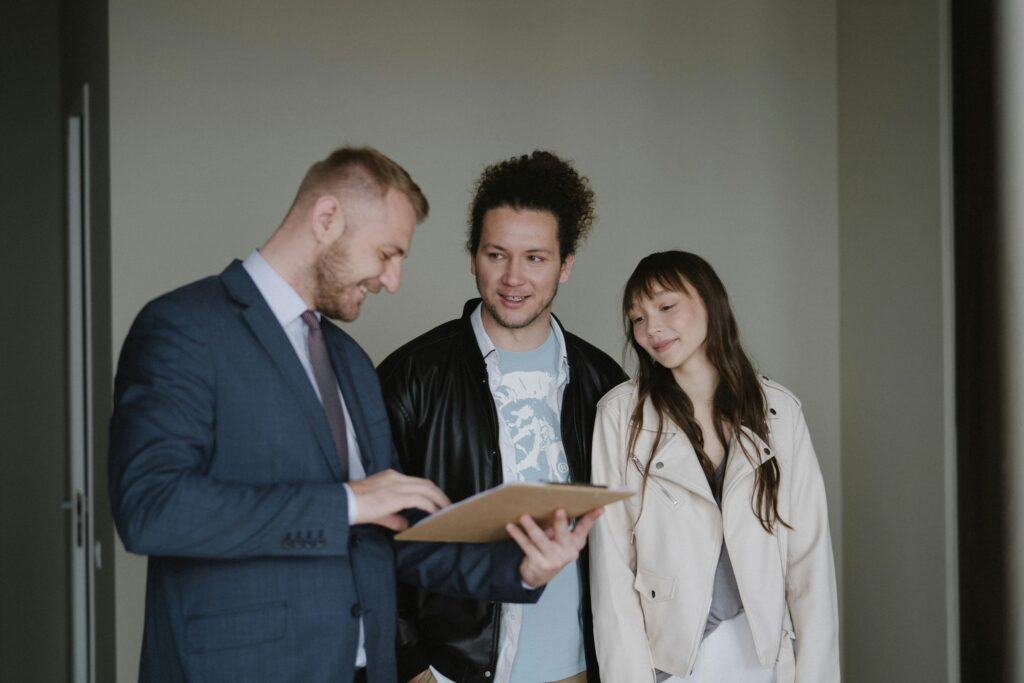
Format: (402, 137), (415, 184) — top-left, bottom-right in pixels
(220, 261), (343, 481)
(648, 431), (716, 504)
(637, 398), (779, 504)
(723, 425), (774, 500)
(635, 400), (716, 503)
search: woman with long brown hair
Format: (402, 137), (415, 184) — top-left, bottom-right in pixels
(589, 251), (839, 682)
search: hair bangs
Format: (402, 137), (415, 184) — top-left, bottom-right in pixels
(623, 255), (693, 315)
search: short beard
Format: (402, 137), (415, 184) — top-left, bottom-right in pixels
(313, 237), (357, 321)
(479, 278), (558, 331)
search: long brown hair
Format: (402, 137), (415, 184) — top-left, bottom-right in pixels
(623, 251), (787, 533)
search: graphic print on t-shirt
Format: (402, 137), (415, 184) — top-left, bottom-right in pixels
(493, 330), (586, 683)
(493, 332), (569, 484)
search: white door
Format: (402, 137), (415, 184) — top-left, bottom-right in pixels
(65, 83), (97, 683)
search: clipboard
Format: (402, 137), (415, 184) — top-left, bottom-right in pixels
(394, 482), (633, 543)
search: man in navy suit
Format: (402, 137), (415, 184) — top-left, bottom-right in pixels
(109, 147), (602, 682)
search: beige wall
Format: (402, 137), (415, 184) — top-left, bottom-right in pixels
(109, 2), (840, 680)
(838, 0), (957, 679)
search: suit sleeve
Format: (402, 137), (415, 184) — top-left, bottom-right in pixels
(109, 297), (350, 559)
(394, 522), (542, 604)
(785, 407), (841, 682)
(589, 401), (658, 682)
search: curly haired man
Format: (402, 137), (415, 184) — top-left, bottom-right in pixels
(378, 151), (626, 683)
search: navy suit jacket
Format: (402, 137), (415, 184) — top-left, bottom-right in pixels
(109, 261), (539, 682)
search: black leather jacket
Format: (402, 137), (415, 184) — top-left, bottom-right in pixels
(378, 300), (627, 683)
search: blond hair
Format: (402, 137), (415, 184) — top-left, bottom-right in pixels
(294, 146), (429, 221)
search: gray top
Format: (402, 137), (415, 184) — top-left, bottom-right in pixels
(703, 458), (744, 638)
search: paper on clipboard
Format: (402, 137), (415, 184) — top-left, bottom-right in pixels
(393, 481), (633, 543)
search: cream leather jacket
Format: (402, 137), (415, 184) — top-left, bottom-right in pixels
(589, 378), (839, 682)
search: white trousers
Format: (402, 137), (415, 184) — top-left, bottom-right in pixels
(663, 613), (775, 683)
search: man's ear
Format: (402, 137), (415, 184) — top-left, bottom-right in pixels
(470, 251), (477, 277)
(311, 195), (345, 245)
(558, 253), (575, 284)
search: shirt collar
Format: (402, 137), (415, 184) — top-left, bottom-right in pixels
(469, 302), (569, 364)
(469, 303), (498, 359)
(241, 248), (316, 327)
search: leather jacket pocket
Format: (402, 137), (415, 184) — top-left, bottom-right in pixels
(634, 568), (676, 603)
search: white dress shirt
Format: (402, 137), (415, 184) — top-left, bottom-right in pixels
(242, 248), (367, 667)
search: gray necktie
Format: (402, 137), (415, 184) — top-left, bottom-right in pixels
(301, 310), (349, 481)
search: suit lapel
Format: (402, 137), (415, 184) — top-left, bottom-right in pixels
(221, 261), (343, 481)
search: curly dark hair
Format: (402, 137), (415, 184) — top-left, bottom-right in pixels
(467, 150), (595, 261)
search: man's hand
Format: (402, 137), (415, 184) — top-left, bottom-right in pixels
(349, 469), (451, 532)
(506, 507), (604, 588)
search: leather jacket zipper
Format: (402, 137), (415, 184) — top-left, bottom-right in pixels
(561, 384), (584, 483)
(631, 455), (678, 505)
(482, 364), (502, 679)
(488, 602), (501, 679)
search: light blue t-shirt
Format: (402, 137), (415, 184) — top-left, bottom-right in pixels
(494, 331), (587, 683)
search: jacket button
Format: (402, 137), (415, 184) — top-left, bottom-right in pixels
(655, 462), (664, 469)
(763, 447), (771, 455)
(484, 673), (492, 679)
(769, 408), (777, 415)
(651, 590), (656, 598)
(351, 603), (362, 617)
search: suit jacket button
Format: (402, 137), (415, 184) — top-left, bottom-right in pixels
(351, 603), (362, 617)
